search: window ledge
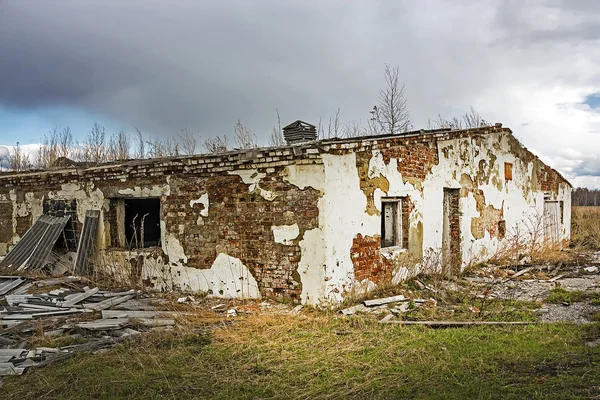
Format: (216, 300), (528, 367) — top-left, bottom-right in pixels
(380, 246), (407, 258)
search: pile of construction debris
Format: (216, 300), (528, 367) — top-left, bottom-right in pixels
(340, 261), (600, 325)
(0, 275), (178, 378)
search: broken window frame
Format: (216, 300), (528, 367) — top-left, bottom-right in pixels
(110, 197), (162, 249)
(380, 197), (405, 249)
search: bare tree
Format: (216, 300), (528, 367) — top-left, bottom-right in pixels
(375, 64), (412, 135)
(57, 126), (74, 159)
(82, 123), (108, 164)
(204, 135), (230, 154)
(179, 127), (198, 155)
(268, 109), (285, 146)
(37, 126), (77, 168)
(233, 119), (257, 149)
(107, 130), (131, 161)
(8, 142), (32, 172)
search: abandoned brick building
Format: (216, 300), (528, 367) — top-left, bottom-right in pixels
(0, 123), (571, 305)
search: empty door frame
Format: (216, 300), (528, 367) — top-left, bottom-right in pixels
(442, 188), (461, 272)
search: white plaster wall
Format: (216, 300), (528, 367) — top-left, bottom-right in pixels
(316, 131), (572, 303)
(283, 164), (328, 305)
(143, 253), (260, 298)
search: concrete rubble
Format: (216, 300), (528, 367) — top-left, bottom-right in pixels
(340, 257), (600, 324)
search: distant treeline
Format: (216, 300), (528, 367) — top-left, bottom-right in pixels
(572, 187), (600, 206)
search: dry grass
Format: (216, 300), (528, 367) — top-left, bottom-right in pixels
(571, 206), (600, 249)
(2, 314), (599, 399)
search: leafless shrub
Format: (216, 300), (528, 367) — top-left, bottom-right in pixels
(204, 135), (230, 154)
(342, 120), (368, 138)
(133, 127), (147, 159)
(146, 137), (180, 157)
(37, 127), (76, 168)
(268, 109), (285, 147)
(233, 119), (257, 149)
(107, 130), (131, 161)
(82, 123), (108, 164)
(8, 142), (32, 171)
(430, 106), (489, 130)
(490, 208), (573, 266)
(178, 128), (199, 155)
(320, 108), (342, 139)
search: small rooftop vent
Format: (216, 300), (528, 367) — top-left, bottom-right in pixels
(283, 120), (317, 145)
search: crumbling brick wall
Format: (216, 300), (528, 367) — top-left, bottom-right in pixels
(0, 125), (572, 304)
(0, 147), (324, 302)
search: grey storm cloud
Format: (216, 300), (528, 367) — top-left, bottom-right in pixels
(0, 1), (503, 140)
(3, 0), (600, 154)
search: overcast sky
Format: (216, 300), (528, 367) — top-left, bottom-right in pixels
(1, 1), (600, 187)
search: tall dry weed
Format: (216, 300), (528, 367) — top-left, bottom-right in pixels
(571, 206), (600, 249)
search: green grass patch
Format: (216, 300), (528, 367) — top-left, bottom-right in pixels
(3, 315), (600, 400)
(547, 288), (587, 304)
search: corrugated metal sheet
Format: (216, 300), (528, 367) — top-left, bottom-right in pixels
(0, 278), (26, 296)
(0, 215), (71, 270)
(74, 210), (100, 275)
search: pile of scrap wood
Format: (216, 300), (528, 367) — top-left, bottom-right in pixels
(0, 275), (179, 377)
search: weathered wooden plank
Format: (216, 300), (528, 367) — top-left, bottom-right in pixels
(136, 318), (176, 327)
(85, 295), (136, 311)
(5, 294), (35, 306)
(102, 290), (136, 298)
(77, 318), (129, 330)
(16, 303), (70, 311)
(511, 266), (533, 279)
(1, 314), (34, 320)
(60, 287), (99, 307)
(364, 295), (407, 307)
(101, 310), (187, 319)
(113, 300), (156, 311)
(380, 320), (537, 326)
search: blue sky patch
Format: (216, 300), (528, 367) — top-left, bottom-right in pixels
(583, 93), (600, 109)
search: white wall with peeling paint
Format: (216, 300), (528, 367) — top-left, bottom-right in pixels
(143, 253), (260, 298)
(0, 129), (570, 306)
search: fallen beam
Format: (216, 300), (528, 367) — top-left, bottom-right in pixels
(85, 295), (136, 311)
(364, 295), (407, 307)
(511, 267), (533, 279)
(380, 320), (537, 327)
(60, 287), (99, 307)
(101, 310), (188, 319)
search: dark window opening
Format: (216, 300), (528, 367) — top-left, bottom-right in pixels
(381, 199), (403, 248)
(43, 199), (78, 251)
(124, 198), (161, 248)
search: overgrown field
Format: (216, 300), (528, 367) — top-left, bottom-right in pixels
(2, 315), (599, 400)
(3, 206), (600, 399)
(571, 206), (600, 249)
